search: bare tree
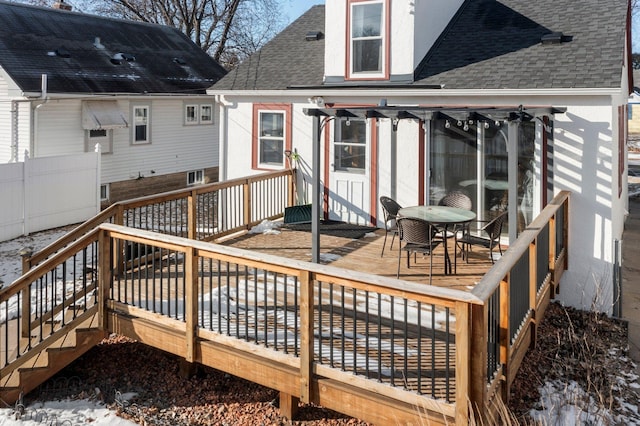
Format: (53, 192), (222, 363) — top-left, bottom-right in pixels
(16, 0), (285, 69)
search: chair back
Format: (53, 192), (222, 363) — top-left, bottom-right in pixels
(483, 211), (507, 241)
(397, 217), (437, 245)
(439, 191), (472, 210)
(380, 196), (402, 220)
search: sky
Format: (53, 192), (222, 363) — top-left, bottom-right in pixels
(282, 0), (324, 23)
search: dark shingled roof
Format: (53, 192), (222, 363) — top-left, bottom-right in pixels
(0, 1), (227, 95)
(213, 0), (627, 91)
(213, 5), (325, 90)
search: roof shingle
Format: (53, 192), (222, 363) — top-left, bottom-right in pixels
(0, 1), (227, 95)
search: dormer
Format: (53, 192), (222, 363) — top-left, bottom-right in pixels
(324, 0), (465, 84)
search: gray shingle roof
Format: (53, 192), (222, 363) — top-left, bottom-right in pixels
(213, 5), (325, 90)
(213, 0), (628, 92)
(0, 1), (227, 95)
(415, 0), (628, 89)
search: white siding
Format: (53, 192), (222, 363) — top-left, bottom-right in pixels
(102, 98), (218, 183)
(412, 0), (465, 71)
(219, 91), (625, 314)
(32, 97), (219, 185)
(323, 0), (465, 80)
(0, 72), (11, 163)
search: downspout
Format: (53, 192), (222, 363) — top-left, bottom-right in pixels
(10, 100), (18, 162)
(216, 94), (231, 181)
(30, 74), (49, 158)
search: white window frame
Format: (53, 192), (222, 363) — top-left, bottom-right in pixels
(100, 184), (109, 201)
(185, 104), (199, 125)
(187, 170), (204, 185)
(257, 110), (286, 168)
(200, 104), (213, 124)
(132, 105), (151, 145)
(85, 128), (113, 154)
(349, 0), (386, 78)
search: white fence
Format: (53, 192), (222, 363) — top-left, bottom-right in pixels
(0, 152), (99, 242)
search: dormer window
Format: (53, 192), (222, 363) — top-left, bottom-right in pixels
(348, 0), (388, 80)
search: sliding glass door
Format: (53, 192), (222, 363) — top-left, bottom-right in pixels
(429, 118), (538, 239)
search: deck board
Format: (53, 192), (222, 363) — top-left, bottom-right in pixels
(218, 224), (496, 292)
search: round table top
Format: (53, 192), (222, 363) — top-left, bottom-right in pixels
(398, 205), (476, 224)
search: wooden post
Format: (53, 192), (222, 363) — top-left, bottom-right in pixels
(549, 215), (557, 294)
(279, 393), (299, 420)
(20, 249), (33, 338)
(529, 239), (538, 348)
(299, 270), (313, 403)
(288, 168), (296, 208)
(243, 179), (251, 229)
(188, 190), (197, 240)
(469, 303), (488, 423)
(499, 276), (510, 401)
(455, 301), (471, 425)
(184, 247), (198, 363)
(98, 228), (113, 331)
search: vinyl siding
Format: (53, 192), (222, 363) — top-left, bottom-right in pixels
(32, 97), (219, 184)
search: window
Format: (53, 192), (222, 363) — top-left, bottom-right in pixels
(185, 104), (198, 125)
(131, 105), (151, 144)
(348, 0), (387, 78)
(259, 112), (285, 166)
(252, 104), (292, 170)
(334, 118), (366, 172)
(183, 102), (214, 125)
(100, 184), (109, 201)
(187, 170), (204, 185)
(85, 128), (113, 154)
(200, 104), (213, 124)
(132, 105), (150, 144)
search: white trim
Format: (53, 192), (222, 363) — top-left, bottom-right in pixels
(257, 109), (287, 169)
(209, 88), (623, 97)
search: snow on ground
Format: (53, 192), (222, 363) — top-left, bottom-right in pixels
(0, 396), (138, 425)
(2, 218), (640, 424)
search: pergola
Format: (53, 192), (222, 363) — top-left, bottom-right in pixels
(303, 105), (566, 263)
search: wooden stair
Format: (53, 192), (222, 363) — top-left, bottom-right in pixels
(0, 312), (106, 407)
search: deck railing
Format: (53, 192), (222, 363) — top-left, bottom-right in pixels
(469, 190), (569, 420)
(1, 174), (570, 425)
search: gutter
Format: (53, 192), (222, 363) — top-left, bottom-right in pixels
(208, 87), (624, 98)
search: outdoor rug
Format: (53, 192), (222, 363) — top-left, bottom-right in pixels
(283, 220), (378, 240)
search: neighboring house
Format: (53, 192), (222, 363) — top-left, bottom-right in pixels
(0, 1), (226, 204)
(210, 0), (632, 313)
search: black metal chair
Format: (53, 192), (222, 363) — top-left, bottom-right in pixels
(379, 196), (402, 257)
(458, 211), (508, 264)
(396, 217), (442, 284)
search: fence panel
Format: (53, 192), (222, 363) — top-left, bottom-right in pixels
(0, 162), (25, 242)
(0, 153), (99, 242)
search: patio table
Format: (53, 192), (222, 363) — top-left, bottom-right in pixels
(398, 205), (476, 275)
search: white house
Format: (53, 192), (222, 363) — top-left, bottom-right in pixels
(0, 1), (227, 204)
(210, 0), (632, 314)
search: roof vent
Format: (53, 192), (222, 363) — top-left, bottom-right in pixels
(54, 48), (71, 58)
(173, 57), (187, 65)
(541, 31), (569, 45)
(94, 37), (105, 49)
(110, 52), (135, 65)
(305, 31), (323, 41)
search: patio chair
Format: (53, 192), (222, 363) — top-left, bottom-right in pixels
(437, 190), (473, 257)
(396, 217), (442, 284)
(380, 196), (402, 257)
(438, 190), (472, 210)
(458, 210), (508, 264)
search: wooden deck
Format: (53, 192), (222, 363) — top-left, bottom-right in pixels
(218, 222), (496, 293)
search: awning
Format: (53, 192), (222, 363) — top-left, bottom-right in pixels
(82, 101), (128, 130)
